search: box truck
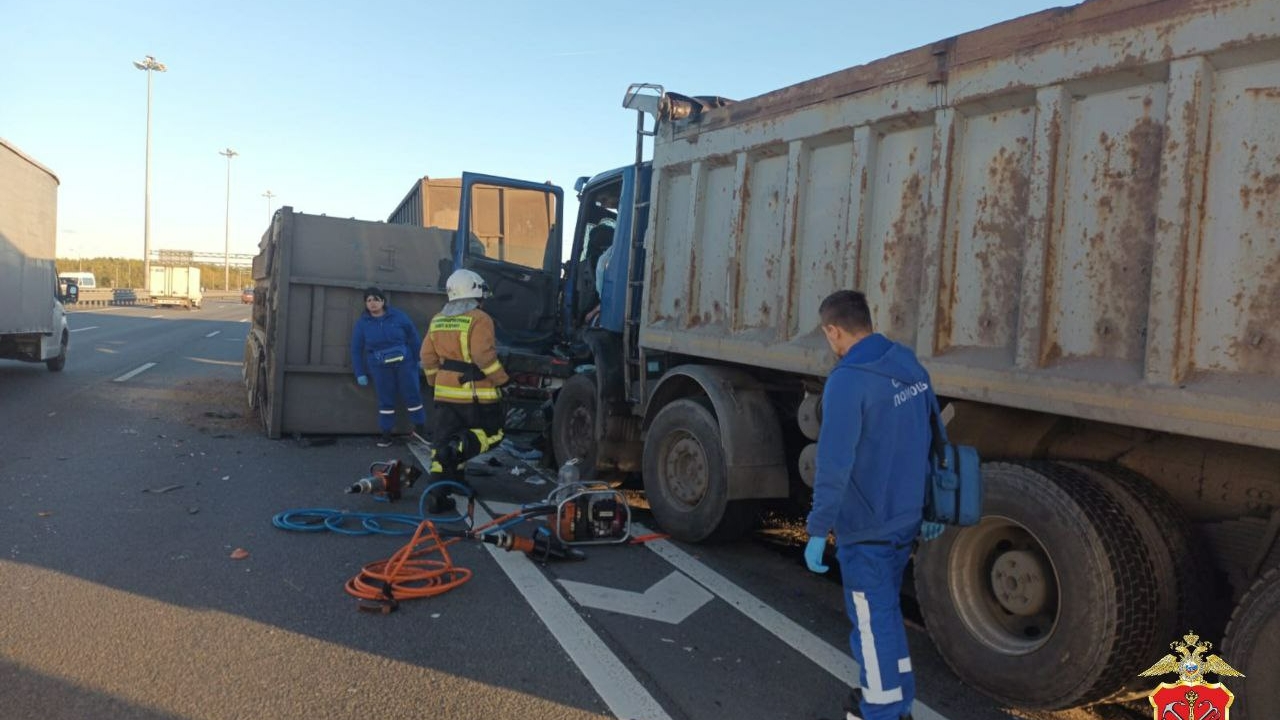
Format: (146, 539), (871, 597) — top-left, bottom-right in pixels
(148, 265), (202, 309)
(1, 138), (76, 371)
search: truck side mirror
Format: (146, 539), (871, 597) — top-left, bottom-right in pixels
(60, 280), (79, 303)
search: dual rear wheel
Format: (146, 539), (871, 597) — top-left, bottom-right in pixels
(915, 461), (1206, 709)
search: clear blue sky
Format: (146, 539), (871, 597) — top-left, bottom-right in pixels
(2, 0), (1062, 262)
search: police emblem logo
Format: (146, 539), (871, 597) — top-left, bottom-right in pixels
(1140, 632), (1244, 720)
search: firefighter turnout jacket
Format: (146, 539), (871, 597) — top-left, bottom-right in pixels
(420, 308), (509, 404)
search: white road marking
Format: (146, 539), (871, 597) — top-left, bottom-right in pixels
(634, 522), (949, 720)
(558, 571), (713, 625)
(239, 318), (249, 323)
(113, 362), (157, 382)
(477, 504), (672, 720)
(205, 330), (221, 338)
(149, 315), (163, 319)
(69, 326), (98, 333)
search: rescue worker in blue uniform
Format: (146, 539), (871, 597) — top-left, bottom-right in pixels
(419, 269), (508, 486)
(804, 289), (942, 720)
(349, 286), (427, 447)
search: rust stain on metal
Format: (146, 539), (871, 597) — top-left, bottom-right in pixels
(1092, 115), (1162, 360)
(1231, 254), (1280, 375)
(971, 145), (1031, 346)
(886, 172), (926, 338)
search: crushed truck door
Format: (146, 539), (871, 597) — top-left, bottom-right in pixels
(454, 172), (563, 350)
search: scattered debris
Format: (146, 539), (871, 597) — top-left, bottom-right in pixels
(524, 476), (547, 486)
(204, 410), (240, 419)
(230, 548), (250, 560)
(143, 484), (184, 494)
(510, 467), (527, 477)
(187, 507), (200, 515)
(37, 511), (52, 518)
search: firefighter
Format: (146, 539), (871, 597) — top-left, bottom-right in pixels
(419, 269), (509, 487)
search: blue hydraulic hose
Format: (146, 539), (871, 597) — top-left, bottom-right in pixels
(272, 480), (480, 538)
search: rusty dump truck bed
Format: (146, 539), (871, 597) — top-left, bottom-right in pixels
(639, 0), (1280, 450)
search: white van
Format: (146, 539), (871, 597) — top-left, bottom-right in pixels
(58, 271), (96, 289)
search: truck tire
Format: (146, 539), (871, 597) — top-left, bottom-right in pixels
(552, 373), (600, 478)
(913, 461), (1159, 709)
(642, 397), (758, 543)
(1222, 567), (1280, 720)
(1055, 461), (1215, 700)
(45, 331), (68, 372)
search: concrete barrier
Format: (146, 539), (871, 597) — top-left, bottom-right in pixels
(72, 289), (150, 307)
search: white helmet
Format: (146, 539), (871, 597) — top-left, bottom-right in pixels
(446, 268), (489, 301)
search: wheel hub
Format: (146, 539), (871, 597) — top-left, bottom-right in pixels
(567, 405), (593, 457)
(989, 549), (1050, 616)
(664, 435), (708, 506)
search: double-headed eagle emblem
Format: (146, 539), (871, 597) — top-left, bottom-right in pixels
(1139, 632), (1244, 684)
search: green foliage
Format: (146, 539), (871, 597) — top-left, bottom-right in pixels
(53, 257), (252, 289)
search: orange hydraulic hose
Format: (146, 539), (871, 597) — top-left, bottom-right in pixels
(345, 519), (472, 608)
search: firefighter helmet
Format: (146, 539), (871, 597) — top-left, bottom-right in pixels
(446, 269), (489, 301)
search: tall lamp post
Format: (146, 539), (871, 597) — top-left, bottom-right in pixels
(263, 190), (276, 224)
(219, 147), (238, 291)
(133, 55), (166, 285)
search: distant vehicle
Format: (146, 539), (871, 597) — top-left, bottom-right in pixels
(240, 286), (254, 304)
(58, 271), (96, 289)
(148, 266), (202, 310)
(3, 139), (74, 371)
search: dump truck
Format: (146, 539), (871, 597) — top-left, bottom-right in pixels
(148, 265), (203, 309)
(438, 0), (1280, 714)
(243, 207), (453, 438)
(243, 177), (557, 439)
(0, 138), (76, 371)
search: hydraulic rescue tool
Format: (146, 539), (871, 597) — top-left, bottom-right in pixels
(344, 459), (423, 501)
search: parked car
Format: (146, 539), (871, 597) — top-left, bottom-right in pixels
(240, 286), (254, 304)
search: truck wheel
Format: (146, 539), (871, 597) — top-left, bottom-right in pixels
(1055, 461), (1215, 700)
(45, 331), (68, 372)
(1223, 567), (1280, 720)
(914, 461), (1159, 709)
(552, 373), (600, 478)
(642, 398), (757, 543)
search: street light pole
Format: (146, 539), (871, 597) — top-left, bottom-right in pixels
(133, 55), (166, 286)
(219, 147), (238, 291)
(262, 190), (276, 224)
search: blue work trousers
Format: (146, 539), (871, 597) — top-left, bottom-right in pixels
(369, 360), (426, 433)
(836, 530), (916, 720)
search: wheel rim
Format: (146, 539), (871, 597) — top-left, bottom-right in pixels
(947, 515), (1060, 655)
(661, 431), (709, 508)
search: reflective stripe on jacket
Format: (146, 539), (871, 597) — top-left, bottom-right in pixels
(419, 308), (508, 404)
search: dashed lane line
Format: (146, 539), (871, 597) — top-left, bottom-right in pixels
(112, 363), (157, 383)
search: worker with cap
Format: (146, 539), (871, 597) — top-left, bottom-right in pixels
(419, 269), (509, 488)
(349, 286), (428, 448)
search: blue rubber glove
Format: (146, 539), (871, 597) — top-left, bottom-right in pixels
(804, 536), (829, 573)
(919, 521), (945, 542)
(356, 375), (369, 386)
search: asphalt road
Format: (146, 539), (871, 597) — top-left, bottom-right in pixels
(0, 301), (1145, 720)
